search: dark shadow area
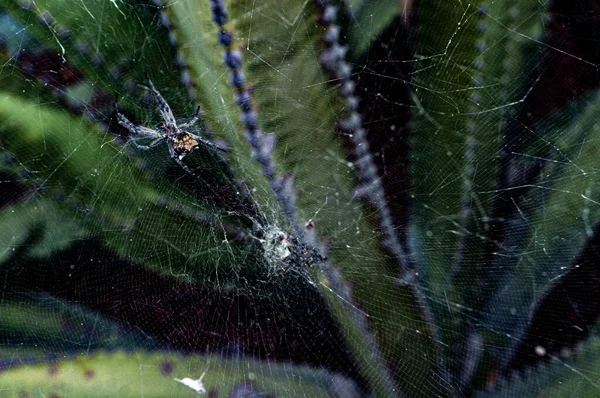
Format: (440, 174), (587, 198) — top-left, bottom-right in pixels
(1, 238), (370, 394)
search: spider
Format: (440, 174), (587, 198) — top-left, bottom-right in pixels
(114, 75), (225, 173)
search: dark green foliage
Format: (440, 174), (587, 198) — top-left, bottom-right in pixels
(1, 0), (600, 397)
(0, 351), (344, 396)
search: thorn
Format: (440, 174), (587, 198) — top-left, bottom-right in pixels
(144, 72), (154, 89)
(195, 106), (200, 116)
(351, 182), (374, 201)
(396, 270), (416, 286)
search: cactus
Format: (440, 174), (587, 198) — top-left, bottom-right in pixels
(1, 0), (600, 396)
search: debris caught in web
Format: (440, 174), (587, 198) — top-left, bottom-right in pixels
(174, 371), (207, 394)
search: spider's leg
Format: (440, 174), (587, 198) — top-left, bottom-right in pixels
(130, 136), (164, 150)
(117, 113), (163, 138)
(115, 111), (139, 135)
(179, 106), (201, 129)
(115, 105), (162, 138)
(195, 136), (228, 152)
(167, 139), (194, 174)
(146, 73), (177, 127)
(174, 156), (194, 174)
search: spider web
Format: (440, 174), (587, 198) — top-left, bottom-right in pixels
(1, 0), (600, 397)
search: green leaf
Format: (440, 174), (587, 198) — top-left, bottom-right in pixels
(450, 0), (549, 299)
(477, 338), (600, 397)
(0, 351), (344, 396)
(207, 0), (444, 395)
(157, 1), (276, 214)
(0, 1), (190, 113)
(0, 295), (147, 353)
(0, 92), (255, 280)
(410, 0), (483, 298)
(0, 199), (86, 263)
(483, 91), (600, 355)
(410, 0), (551, 388)
(346, 0), (401, 60)
(410, 0), (548, 324)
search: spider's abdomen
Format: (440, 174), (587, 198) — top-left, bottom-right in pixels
(172, 132), (199, 159)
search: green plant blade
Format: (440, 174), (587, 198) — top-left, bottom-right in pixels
(483, 91), (600, 363)
(0, 91), (255, 281)
(220, 0), (444, 395)
(0, 351), (344, 397)
(347, 0), (401, 60)
(477, 339), (600, 397)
